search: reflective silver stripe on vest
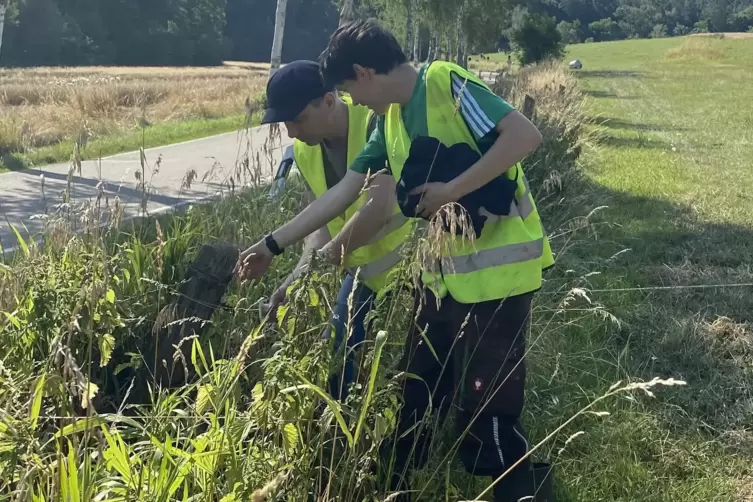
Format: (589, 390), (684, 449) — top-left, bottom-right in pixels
(447, 238), (544, 274)
(348, 247), (404, 280)
(366, 212), (411, 245)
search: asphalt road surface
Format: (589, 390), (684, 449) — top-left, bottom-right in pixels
(0, 124), (292, 259)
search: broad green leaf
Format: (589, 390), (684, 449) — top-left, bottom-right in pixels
(29, 374), (46, 430)
(191, 339), (209, 375)
(196, 384), (214, 415)
(354, 330), (388, 444)
(4, 311), (21, 329)
(251, 383), (263, 402)
(308, 287), (320, 307)
(67, 439), (81, 502)
(99, 334), (115, 367)
(81, 382), (98, 410)
(281, 380), (353, 447)
(101, 426), (134, 484)
(55, 417), (107, 438)
(9, 223), (29, 257)
(373, 414), (388, 443)
(276, 304), (290, 327)
(106, 289), (116, 304)
(282, 423), (298, 455)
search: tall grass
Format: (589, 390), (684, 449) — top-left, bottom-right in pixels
(665, 37), (730, 60)
(0, 61), (691, 501)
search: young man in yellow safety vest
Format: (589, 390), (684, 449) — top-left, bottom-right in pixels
(237, 24), (555, 502)
(251, 60), (413, 400)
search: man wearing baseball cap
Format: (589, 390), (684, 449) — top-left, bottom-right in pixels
(252, 60), (413, 400)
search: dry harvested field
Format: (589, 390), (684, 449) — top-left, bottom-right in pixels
(0, 62), (268, 169)
(689, 31), (753, 38)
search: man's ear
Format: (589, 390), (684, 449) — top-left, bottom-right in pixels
(352, 64), (371, 81)
(323, 91), (337, 108)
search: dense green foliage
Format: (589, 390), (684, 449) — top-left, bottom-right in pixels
(509, 7), (565, 65)
(2, 0), (753, 68)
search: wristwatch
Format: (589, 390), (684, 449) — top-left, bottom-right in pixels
(264, 233), (284, 256)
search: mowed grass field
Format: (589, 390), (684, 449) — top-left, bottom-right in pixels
(0, 62), (268, 173)
(534, 35), (753, 500)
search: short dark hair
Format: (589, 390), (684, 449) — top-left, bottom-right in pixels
(319, 19), (408, 88)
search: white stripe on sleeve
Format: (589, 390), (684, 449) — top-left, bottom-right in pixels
(450, 73), (497, 139)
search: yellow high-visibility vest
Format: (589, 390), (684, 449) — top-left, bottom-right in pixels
(293, 95), (414, 291)
(382, 61), (555, 303)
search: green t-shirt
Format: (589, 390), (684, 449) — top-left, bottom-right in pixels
(350, 63), (515, 175)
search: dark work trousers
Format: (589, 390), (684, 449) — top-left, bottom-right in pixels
(381, 287), (534, 488)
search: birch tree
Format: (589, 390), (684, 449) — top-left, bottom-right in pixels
(0, 0), (7, 59)
(340, 0), (356, 25)
(456, 1), (465, 67)
(403, 0), (413, 58)
(413, 17), (421, 61)
(269, 0), (288, 77)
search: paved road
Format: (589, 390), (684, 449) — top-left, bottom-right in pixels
(0, 124), (292, 258)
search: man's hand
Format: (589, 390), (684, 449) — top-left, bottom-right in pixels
(411, 182), (458, 218)
(235, 241), (274, 282)
(316, 244), (342, 266)
(262, 279), (291, 320)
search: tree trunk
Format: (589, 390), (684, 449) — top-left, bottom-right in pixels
(426, 34), (434, 62)
(404, 0), (413, 59)
(413, 19), (421, 62)
(339, 0), (355, 26)
(442, 27), (452, 61)
(0, 1), (7, 60)
(455, 7), (464, 67)
(269, 0), (288, 78)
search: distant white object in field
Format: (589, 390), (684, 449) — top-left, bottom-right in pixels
(569, 59), (583, 70)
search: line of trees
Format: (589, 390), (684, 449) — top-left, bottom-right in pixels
(0, 0), (751, 68)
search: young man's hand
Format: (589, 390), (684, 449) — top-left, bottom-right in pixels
(235, 241), (274, 282)
(410, 181), (458, 218)
(264, 279), (291, 319)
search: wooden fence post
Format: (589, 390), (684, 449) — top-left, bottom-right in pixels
(150, 241), (240, 389)
(523, 94), (536, 120)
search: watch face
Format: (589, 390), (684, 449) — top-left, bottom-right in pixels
(265, 234), (283, 255)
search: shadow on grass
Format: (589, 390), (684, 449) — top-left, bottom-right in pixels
(577, 70), (647, 78)
(586, 116), (688, 133)
(583, 89), (641, 100)
(595, 133), (675, 150)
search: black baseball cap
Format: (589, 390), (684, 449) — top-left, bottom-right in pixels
(261, 60), (334, 124)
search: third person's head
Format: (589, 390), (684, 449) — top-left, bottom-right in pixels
(319, 19), (408, 115)
(262, 60), (342, 145)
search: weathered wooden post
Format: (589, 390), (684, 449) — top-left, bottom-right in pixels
(150, 241), (240, 389)
(523, 94), (536, 120)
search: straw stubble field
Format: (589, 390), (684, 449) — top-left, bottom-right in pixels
(0, 62), (269, 172)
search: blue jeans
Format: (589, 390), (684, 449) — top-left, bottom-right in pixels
(327, 272), (376, 400)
